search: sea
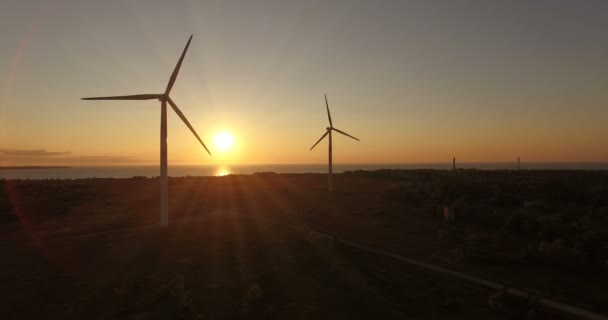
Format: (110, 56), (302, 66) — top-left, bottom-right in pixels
(1, 163), (608, 180)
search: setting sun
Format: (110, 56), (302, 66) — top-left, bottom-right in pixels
(213, 132), (234, 152)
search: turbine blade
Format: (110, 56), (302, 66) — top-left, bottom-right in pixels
(325, 93), (333, 127)
(81, 94), (162, 100)
(309, 131), (329, 151)
(332, 127), (360, 141)
(165, 35), (193, 95)
(167, 97), (211, 156)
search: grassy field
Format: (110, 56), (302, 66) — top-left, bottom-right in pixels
(1, 170), (607, 318)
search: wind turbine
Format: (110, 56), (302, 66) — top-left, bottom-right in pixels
(309, 94), (359, 191)
(82, 35), (210, 227)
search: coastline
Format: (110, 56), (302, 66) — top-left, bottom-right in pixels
(0, 166), (71, 170)
(1, 162), (608, 180)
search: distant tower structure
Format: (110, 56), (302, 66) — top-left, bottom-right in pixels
(517, 156), (520, 170)
(453, 157), (456, 170)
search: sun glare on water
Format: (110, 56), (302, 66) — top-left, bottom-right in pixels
(216, 166), (231, 176)
(214, 131), (234, 152)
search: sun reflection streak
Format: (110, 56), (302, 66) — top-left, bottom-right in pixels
(216, 166), (231, 176)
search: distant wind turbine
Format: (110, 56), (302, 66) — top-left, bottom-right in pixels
(82, 35), (210, 227)
(309, 94), (359, 191)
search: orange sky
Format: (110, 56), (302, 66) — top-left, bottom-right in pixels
(1, 1), (607, 166)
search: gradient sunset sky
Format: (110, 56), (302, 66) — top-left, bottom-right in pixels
(1, 0), (607, 166)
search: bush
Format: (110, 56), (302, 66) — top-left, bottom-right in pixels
(592, 206), (608, 226)
(476, 209), (511, 228)
(537, 239), (586, 268)
(505, 210), (527, 234)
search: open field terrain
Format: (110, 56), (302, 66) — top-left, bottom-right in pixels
(1, 170), (607, 319)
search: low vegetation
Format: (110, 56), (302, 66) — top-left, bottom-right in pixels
(1, 170), (607, 316)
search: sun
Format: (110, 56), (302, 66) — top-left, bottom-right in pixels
(213, 131), (234, 151)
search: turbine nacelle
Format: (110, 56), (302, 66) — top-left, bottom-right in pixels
(80, 35), (209, 154)
(309, 94), (360, 151)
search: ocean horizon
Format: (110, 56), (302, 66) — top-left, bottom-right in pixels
(1, 162), (608, 180)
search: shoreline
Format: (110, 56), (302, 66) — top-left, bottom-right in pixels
(2, 168), (608, 181)
(0, 166), (71, 170)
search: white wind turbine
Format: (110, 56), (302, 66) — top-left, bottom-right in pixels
(82, 35), (211, 227)
(309, 94), (359, 191)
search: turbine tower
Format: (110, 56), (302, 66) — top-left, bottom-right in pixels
(310, 94), (359, 191)
(518, 156), (521, 170)
(82, 35), (211, 227)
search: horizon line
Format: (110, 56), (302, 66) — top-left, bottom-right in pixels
(4, 161), (608, 168)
